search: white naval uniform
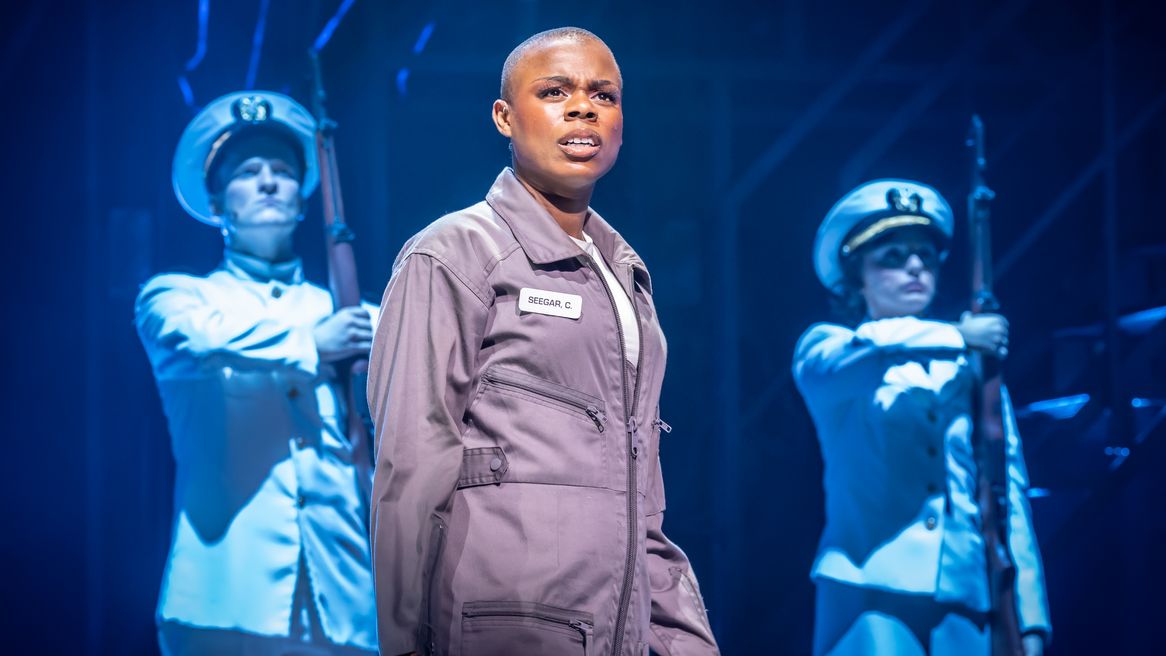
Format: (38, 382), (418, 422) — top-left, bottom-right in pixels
(793, 316), (1051, 655)
(136, 249), (378, 654)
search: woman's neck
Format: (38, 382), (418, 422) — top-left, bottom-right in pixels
(513, 169), (592, 239)
(225, 230), (296, 263)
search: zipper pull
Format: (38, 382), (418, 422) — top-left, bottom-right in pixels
(653, 418), (672, 434)
(585, 406), (606, 432)
(628, 417), (641, 458)
(568, 619), (592, 648)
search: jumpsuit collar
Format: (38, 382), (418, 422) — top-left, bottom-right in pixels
(485, 168), (652, 293)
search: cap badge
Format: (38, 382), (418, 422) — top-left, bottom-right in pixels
(887, 188), (923, 214)
(232, 96), (272, 123)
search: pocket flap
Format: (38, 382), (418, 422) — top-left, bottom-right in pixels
(457, 446), (509, 488)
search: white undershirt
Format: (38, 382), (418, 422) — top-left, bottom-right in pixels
(571, 232), (640, 367)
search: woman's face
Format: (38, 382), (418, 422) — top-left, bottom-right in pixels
(858, 229), (942, 320)
(220, 155), (302, 229)
(493, 37), (623, 199)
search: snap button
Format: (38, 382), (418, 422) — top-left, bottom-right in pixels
(296, 495), (306, 508)
(295, 436), (306, 448)
(288, 387), (299, 399)
(489, 457), (503, 472)
(272, 286), (283, 299)
(925, 516), (938, 530)
(927, 410), (938, 423)
(927, 446), (939, 457)
(927, 483), (940, 494)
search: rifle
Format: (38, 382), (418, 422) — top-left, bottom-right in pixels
(309, 50), (375, 509)
(967, 114), (1024, 656)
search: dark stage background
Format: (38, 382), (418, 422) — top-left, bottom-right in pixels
(3, 0), (1165, 653)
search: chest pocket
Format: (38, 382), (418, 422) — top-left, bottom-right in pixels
(462, 365), (610, 489)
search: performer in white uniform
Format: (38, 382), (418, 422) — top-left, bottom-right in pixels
(136, 91), (378, 655)
(793, 179), (1051, 656)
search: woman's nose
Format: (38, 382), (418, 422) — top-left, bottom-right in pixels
(257, 165), (277, 192)
(565, 91), (598, 121)
(905, 254), (925, 274)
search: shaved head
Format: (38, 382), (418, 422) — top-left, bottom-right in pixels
(500, 27), (621, 102)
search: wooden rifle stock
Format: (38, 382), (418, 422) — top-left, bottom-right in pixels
(310, 51), (374, 508)
(968, 114), (1024, 656)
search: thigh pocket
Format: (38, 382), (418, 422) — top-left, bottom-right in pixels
(461, 601), (594, 656)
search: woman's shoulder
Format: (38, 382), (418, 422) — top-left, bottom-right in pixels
(793, 322), (854, 361)
(798, 321), (853, 344)
(387, 202), (519, 305)
(137, 270), (210, 300)
(398, 200), (515, 265)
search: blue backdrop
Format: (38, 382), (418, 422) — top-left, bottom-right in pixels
(3, 0), (1165, 652)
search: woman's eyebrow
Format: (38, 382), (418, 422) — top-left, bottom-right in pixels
(532, 76), (619, 91)
(533, 75), (574, 86)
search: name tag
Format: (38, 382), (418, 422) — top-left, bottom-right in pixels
(518, 287), (582, 320)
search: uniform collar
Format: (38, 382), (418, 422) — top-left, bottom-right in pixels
(222, 248), (304, 285)
(485, 168), (652, 293)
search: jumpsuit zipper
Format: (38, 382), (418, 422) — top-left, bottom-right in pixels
(481, 367), (608, 432)
(585, 257), (645, 655)
(462, 603), (595, 650)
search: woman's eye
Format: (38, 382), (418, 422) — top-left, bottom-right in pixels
(877, 249), (907, 266)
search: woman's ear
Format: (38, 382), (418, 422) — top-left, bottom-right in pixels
(492, 99), (513, 138)
(209, 193), (224, 217)
(209, 193), (233, 237)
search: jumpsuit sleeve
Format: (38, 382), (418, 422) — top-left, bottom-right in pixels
(134, 273), (319, 378)
(366, 251), (490, 656)
(645, 446), (721, 655)
(1001, 386), (1053, 641)
(792, 317), (966, 404)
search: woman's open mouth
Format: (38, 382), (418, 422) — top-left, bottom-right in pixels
(558, 130), (602, 160)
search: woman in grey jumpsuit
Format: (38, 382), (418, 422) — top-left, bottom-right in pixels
(366, 28), (719, 656)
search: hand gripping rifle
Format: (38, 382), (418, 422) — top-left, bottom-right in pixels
(310, 51), (374, 510)
(967, 115), (1024, 656)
